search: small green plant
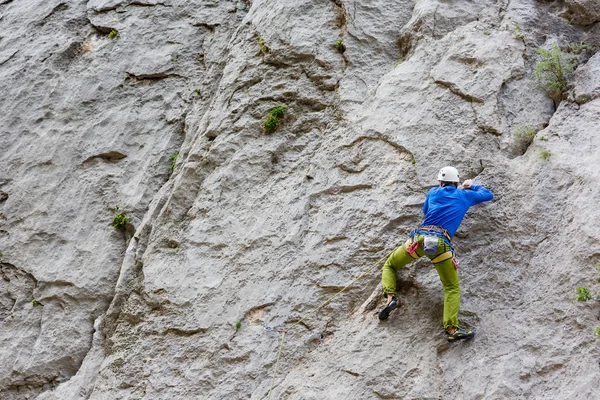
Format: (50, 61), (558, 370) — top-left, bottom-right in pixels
(411, 157), (415, 165)
(170, 152), (179, 171)
(567, 42), (596, 55)
(513, 124), (537, 143)
(195, 88), (201, 96)
(264, 105), (286, 132)
(394, 61), (402, 68)
(264, 114), (279, 132)
(538, 135), (547, 141)
(335, 38), (345, 53)
(576, 287), (593, 302)
(32, 298), (42, 307)
(512, 22), (524, 39)
(483, 30), (490, 36)
(538, 150), (551, 160)
(235, 321), (241, 330)
(270, 106), (286, 119)
(535, 45), (577, 93)
(112, 207), (130, 231)
(596, 327), (600, 337)
(258, 37), (268, 54)
(108, 29), (118, 39)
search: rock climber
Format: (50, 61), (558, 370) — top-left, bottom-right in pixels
(378, 166), (493, 342)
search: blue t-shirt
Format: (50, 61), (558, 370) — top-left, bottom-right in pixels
(420, 185), (493, 237)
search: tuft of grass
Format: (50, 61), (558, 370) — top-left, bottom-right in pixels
(411, 157), (415, 165)
(264, 105), (286, 132)
(170, 152), (179, 172)
(32, 298), (43, 307)
(483, 30), (490, 36)
(258, 37), (268, 54)
(535, 44), (577, 94)
(513, 124), (537, 143)
(538, 135), (547, 141)
(112, 207), (130, 230)
(195, 88), (201, 96)
(394, 61), (402, 68)
(235, 321), (241, 330)
(108, 29), (119, 39)
(335, 38), (345, 53)
(538, 150), (551, 160)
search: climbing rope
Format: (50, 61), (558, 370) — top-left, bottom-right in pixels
(266, 249), (394, 399)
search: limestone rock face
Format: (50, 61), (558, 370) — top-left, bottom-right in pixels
(564, 0), (600, 25)
(1, 1), (599, 399)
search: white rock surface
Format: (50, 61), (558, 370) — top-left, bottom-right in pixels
(1, 0), (599, 399)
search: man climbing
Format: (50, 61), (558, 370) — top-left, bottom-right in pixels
(378, 166), (493, 342)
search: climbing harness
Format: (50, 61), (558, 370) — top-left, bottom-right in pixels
(266, 249), (394, 399)
(405, 225), (459, 270)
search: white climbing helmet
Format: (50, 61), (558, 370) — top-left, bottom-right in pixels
(437, 166), (460, 182)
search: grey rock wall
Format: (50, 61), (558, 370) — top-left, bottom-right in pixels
(1, 0), (599, 399)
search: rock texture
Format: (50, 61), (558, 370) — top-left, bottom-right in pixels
(1, 0), (600, 399)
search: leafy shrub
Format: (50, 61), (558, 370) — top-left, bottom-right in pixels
(535, 45), (577, 93)
(567, 42), (596, 55)
(235, 321), (241, 330)
(335, 38), (345, 53)
(112, 207), (130, 230)
(108, 29), (119, 39)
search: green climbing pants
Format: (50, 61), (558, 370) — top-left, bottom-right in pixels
(381, 234), (459, 329)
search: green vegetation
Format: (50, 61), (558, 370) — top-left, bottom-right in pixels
(513, 124), (537, 143)
(411, 157), (415, 165)
(108, 29), (119, 39)
(170, 152), (179, 172)
(512, 22), (524, 39)
(576, 264), (600, 336)
(483, 30), (490, 36)
(0, 252), (3, 258)
(535, 45), (577, 93)
(32, 298), (42, 307)
(112, 207), (130, 231)
(258, 37), (268, 54)
(576, 287), (593, 302)
(567, 42), (596, 55)
(335, 38), (345, 53)
(538, 135), (547, 141)
(538, 150), (551, 160)
(270, 105), (286, 119)
(235, 321), (241, 330)
(394, 61), (402, 68)
(195, 88), (201, 96)
(264, 105), (287, 133)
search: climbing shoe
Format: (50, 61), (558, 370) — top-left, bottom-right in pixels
(378, 296), (398, 320)
(446, 328), (475, 342)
